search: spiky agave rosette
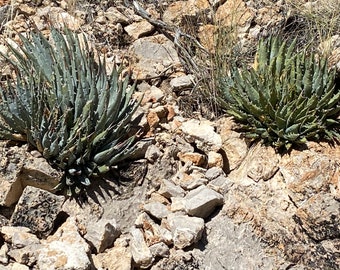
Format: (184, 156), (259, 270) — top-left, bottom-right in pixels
(0, 28), (141, 195)
(219, 36), (340, 150)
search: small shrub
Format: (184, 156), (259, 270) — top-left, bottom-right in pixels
(0, 28), (140, 195)
(219, 36), (340, 150)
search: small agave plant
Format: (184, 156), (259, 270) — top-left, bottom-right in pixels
(0, 28), (141, 195)
(219, 36), (340, 150)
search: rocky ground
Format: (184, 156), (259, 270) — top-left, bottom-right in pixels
(0, 0), (339, 269)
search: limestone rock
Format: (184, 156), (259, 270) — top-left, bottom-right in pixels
(173, 170), (208, 190)
(177, 152), (206, 166)
(166, 213), (204, 249)
(124, 20), (155, 40)
(10, 186), (65, 238)
(183, 185), (223, 218)
(162, 0), (210, 26)
(92, 244), (132, 270)
(129, 34), (182, 80)
(294, 193), (340, 241)
(84, 218), (120, 253)
(218, 117), (248, 171)
(170, 75), (194, 91)
(205, 167), (224, 180)
(215, 0), (254, 28)
(37, 217), (91, 270)
(130, 227), (153, 269)
(228, 143), (279, 185)
(280, 147), (339, 206)
(0, 243), (9, 265)
(149, 242), (170, 258)
(158, 179), (186, 199)
(145, 144), (163, 164)
(105, 6), (130, 24)
(180, 119), (222, 152)
(18, 155), (62, 192)
(7, 244), (40, 266)
(143, 202), (170, 220)
(1, 226), (40, 248)
(10, 263), (29, 270)
(207, 151), (223, 168)
(34, 6), (82, 30)
(135, 213), (172, 246)
(139, 83), (165, 104)
(0, 143), (27, 207)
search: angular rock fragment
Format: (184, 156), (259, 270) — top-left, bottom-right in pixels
(1, 226), (40, 248)
(183, 185), (224, 218)
(180, 119), (222, 152)
(149, 242), (170, 258)
(294, 193), (340, 241)
(130, 227), (153, 269)
(143, 202), (170, 220)
(84, 218), (120, 253)
(158, 179), (186, 199)
(166, 213), (204, 249)
(37, 217), (91, 270)
(124, 20), (154, 40)
(170, 75), (194, 91)
(10, 186), (65, 238)
(135, 213), (172, 246)
(129, 34), (181, 80)
(92, 243), (132, 270)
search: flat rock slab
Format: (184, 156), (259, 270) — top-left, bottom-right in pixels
(184, 185), (224, 218)
(10, 186), (65, 238)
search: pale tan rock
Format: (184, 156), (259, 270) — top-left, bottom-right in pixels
(215, 0), (254, 28)
(11, 263), (29, 270)
(227, 143), (279, 185)
(169, 74), (194, 91)
(183, 185), (224, 218)
(180, 119), (222, 152)
(149, 242), (170, 258)
(166, 213), (204, 249)
(143, 202), (170, 220)
(218, 117), (248, 171)
(129, 34), (182, 80)
(1, 226), (40, 249)
(7, 244), (40, 266)
(84, 218), (120, 253)
(294, 193), (340, 241)
(93, 245), (132, 270)
(198, 24), (217, 53)
(158, 179), (186, 199)
(18, 155), (62, 192)
(37, 217), (91, 270)
(0, 243), (9, 265)
(177, 152), (206, 166)
(130, 227), (153, 269)
(207, 151), (223, 168)
(174, 171), (208, 190)
(280, 147), (339, 205)
(135, 213), (172, 246)
(105, 6), (130, 24)
(35, 6), (82, 30)
(162, 0), (210, 25)
(124, 20), (155, 40)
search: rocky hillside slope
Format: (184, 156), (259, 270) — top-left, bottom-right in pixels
(0, 0), (339, 269)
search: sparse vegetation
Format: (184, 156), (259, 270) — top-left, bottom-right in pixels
(0, 28), (140, 195)
(218, 36), (340, 150)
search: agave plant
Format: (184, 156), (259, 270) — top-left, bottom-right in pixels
(219, 36), (340, 150)
(0, 28), (141, 195)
